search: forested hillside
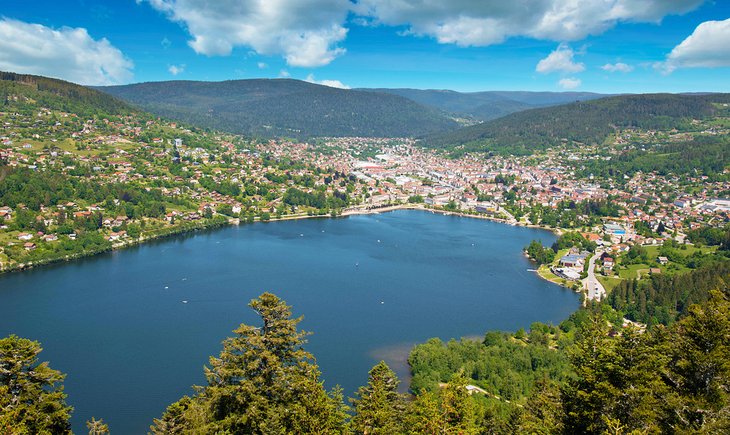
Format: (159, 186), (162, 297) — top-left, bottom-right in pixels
(609, 256), (730, 325)
(364, 88), (604, 121)
(574, 134), (730, 181)
(424, 93), (730, 154)
(97, 79), (459, 138)
(0, 71), (133, 117)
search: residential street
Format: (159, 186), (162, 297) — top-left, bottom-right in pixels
(583, 252), (606, 301)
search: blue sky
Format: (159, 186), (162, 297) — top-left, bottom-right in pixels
(0, 0), (729, 92)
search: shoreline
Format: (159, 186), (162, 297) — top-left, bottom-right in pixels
(0, 203), (564, 276)
(0, 218), (229, 275)
(422, 207), (562, 236)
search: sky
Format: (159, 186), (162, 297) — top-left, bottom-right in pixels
(0, 0), (729, 93)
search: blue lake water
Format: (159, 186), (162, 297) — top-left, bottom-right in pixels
(0, 210), (579, 434)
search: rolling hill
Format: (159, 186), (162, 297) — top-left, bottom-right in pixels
(362, 88), (606, 121)
(423, 93), (730, 155)
(0, 71), (134, 116)
(96, 79), (459, 138)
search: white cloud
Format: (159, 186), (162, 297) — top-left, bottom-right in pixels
(536, 44), (585, 74)
(168, 64), (185, 75)
(304, 73), (350, 89)
(257, 62), (268, 69)
(279, 69), (291, 78)
(140, 0), (707, 68)
(142, 0), (350, 67)
(0, 18), (133, 85)
(558, 77), (581, 89)
(659, 18), (730, 73)
(601, 62), (633, 73)
(355, 0), (705, 47)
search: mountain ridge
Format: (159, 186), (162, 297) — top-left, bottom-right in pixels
(422, 92), (730, 155)
(360, 88), (607, 120)
(96, 78), (460, 138)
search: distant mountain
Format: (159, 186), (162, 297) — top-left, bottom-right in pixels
(97, 79), (459, 138)
(485, 91), (608, 107)
(423, 93), (730, 155)
(0, 71), (133, 116)
(361, 88), (606, 121)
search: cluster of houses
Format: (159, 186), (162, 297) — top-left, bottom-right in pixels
(552, 248), (591, 281)
(317, 139), (729, 235)
(15, 230), (61, 250)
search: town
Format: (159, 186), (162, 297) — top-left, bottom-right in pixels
(1, 99), (729, 305)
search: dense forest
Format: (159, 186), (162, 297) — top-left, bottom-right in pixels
(4, 282), (728, 434)
(0, 71), (133, 117)
(409, 326), (573, 400)
(97, 79), (459, 138)
(688, 224), (730, 249)
(0, 168), (174, 213)
(608, 260), (730, 325)
(423, 93), (730, 154)
(575, 134), (730, 181)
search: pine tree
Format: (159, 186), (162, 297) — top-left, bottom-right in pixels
(518, 378), (564, 434)
(440, 372), (478, 434)
(665, 289), (730, 431)
(562, 312), (614, 434)
(407, 389), (445, 435)
(608, 326), (668, 433)
(0, 335), (73, 434)
(150, 396), (196, 434)
(350, 361), (406, 434)
(86, 417), (109, 435)
(149, 292), (347, 434)
(564, 311), (674, 434)
(407, 371), (478, 435)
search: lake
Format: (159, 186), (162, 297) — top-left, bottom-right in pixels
(0, 210), (579, 434)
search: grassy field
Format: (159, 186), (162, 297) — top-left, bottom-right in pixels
(643, 244), (717, 258)
(605, 243), (719, 284)
(616, 263), (651, 280)
(537, 264), (572, 287)
(597, 275), (623, 293)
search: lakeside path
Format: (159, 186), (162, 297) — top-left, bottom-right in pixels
(268, 203), (557, 235)
(371, 205), (561, 235)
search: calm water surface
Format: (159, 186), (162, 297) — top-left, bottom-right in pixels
(0, 210), (579, 434)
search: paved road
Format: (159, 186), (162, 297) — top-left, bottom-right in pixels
(582, 252), (606, 301)
(497, 206), (518, 224)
